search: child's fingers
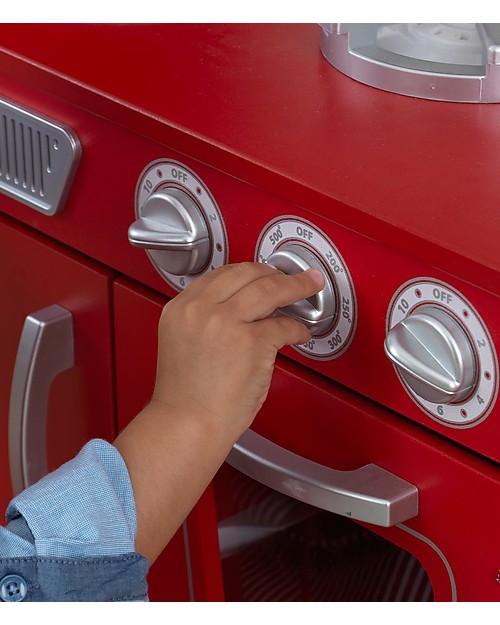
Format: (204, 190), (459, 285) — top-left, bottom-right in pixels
(223, 267), (325, 322)
(252, 315), (312, 350)
(178, 262), (281, 303)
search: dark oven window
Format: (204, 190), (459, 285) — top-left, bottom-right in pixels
(215, 464), (433, 602)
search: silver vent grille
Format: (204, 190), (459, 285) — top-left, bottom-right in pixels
(0, 98), (81, 215)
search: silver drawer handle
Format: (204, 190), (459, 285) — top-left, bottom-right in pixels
(226, 429), (419, 527)
(9, 305), (74, 495)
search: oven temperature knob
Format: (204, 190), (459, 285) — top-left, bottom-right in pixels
(385, 305), (477, 404)
(255, 217), (357, 360)
(265, 243), (335, 335)
(128, 187), (210, 275)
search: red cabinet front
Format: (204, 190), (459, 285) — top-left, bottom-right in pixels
(0, 214), (116, 515)
(0, 213), (221, 601)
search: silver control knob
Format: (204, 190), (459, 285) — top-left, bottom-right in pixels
(384, 305), (478, 404)
(265, 243), (335, 335)
(128, 188), (210, 275)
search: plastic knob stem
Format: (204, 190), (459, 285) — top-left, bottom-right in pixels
(385, 305), (478, 404)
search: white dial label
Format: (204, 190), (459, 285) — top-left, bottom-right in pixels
(256, 216), (356, 360)
(135, 159), (228, 291)
(387, 278), (498, 427)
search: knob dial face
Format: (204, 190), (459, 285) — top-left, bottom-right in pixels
(386, 278), (498, 427)
(255, 216), (356, 360)
(133, 159), (228, 291)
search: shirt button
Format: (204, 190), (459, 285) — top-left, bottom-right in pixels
(0, 574), (28, 602)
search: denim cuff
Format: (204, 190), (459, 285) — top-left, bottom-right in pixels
(0, 554), (149, 601)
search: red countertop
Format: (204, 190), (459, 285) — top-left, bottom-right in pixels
(0, 23), (499, 294)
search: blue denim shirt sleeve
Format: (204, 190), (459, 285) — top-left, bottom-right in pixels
(0, 440), (149, 601)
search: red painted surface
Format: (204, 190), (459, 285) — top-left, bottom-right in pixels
(0, 67), (498, 460)
(0, 214), (115, 515)
(185, 485), (225, 601)
(0, 24), (499, 294)
(0, 24), (499, 601)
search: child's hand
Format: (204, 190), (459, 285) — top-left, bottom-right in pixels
(152, 262), (325, 439)
(115, 261), (325, 564)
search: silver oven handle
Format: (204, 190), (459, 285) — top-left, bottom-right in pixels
(226, 429), (418, 527)
(9, 305), (74, 495)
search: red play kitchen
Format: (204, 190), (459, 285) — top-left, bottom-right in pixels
(0, 24), (499, 601)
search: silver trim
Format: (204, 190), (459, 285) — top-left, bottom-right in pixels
(320, 23), (500, 103)
(9, 305), (74, 495)
(182, 521), (195, 601)
(226, 429), (419, 527)
(397, 523), (457, 601)
(0, 97), (81, 215)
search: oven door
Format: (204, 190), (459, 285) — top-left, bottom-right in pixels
(216, 464), (431, 602)
(213, 358), (500, 602)
(111, 273), (500, 602)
